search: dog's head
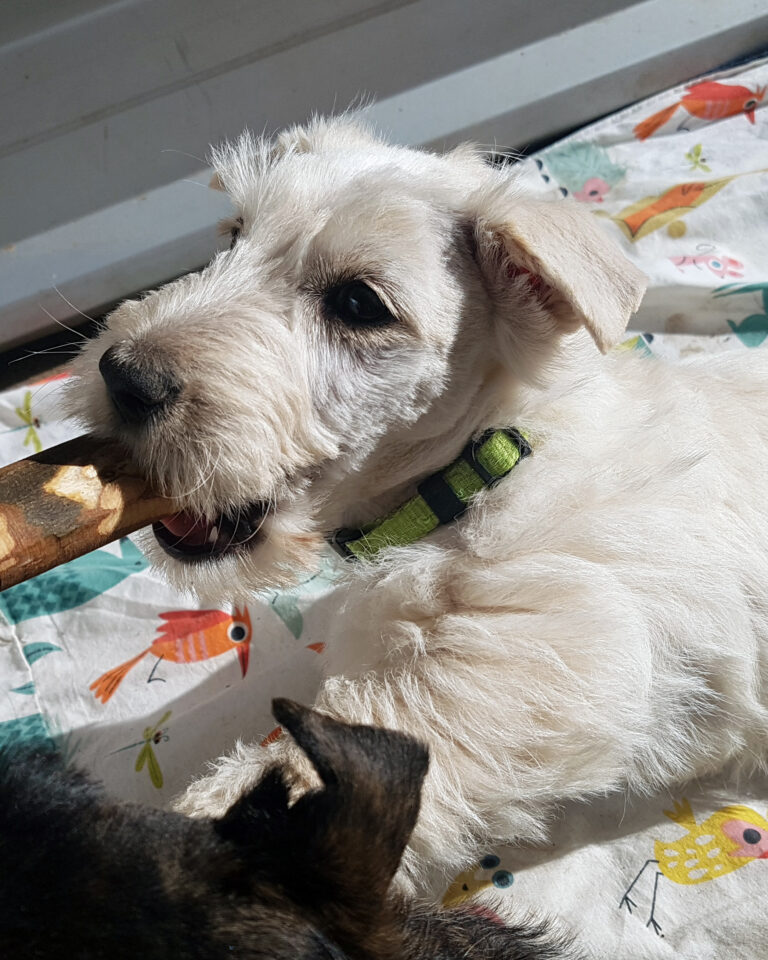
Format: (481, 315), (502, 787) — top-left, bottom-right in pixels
(68, 117), (645, 594)
(0, 701), (428, 960)
(0, 705), (572, 960)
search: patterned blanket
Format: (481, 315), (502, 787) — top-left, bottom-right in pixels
(2, 53), (768, 960)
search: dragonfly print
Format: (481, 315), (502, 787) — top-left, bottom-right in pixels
(0, 390), (43, 452)
(110, 710), (172, 789)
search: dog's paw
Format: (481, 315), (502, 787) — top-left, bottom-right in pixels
(173, 741), (270, 818)
(173, 734), (322, 818)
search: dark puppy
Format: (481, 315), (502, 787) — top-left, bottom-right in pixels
(0, 701), (575, 959)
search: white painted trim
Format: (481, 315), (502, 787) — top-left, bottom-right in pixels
(2, 0), (767, 348)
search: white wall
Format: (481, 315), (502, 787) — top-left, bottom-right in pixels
(1, 0), (767, 348)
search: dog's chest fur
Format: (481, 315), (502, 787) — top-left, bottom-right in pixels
(76, 116), (768, 895)
(321, 341), (768, 863)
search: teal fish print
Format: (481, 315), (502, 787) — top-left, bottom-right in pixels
(727, 316), (768, 347)
(713, 282), (768, 348)
(266, 556), (340, 639)
(0, 538), (148, 625)
(270, 593), (304, 639)
(536, 142), (626, 202)
(0, 713), (53, 751)
(23, 643), (62, 665)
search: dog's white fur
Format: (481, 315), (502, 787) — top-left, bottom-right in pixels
(69, 117), (768, 891)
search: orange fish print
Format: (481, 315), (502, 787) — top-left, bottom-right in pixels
(601, 177), (736, 241)
(90, 607), (252, 704)
(596, 168), (768, 242)
(634, 80), (766, 140)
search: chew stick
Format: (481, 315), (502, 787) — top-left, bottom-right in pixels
(0, 436), (176, 590)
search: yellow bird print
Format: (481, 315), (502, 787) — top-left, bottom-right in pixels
(620, 798), (768, 935)
(443, 854), (514, 908)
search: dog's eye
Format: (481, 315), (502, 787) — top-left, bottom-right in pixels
(326, 281), (394, 327)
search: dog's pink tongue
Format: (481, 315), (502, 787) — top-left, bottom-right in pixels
(160, 511), (213, 546)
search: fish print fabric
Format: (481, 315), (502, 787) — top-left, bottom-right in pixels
(0, 374), (339, 802)
(2, 53), (768, 960)
(515, 55), (768, 343)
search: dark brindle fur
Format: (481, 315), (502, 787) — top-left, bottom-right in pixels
(0, 701), (576, 959)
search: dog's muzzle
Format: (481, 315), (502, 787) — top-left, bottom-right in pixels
(153, 504), (270, 562)
(99, 344), (180, 425)
(99, 343), (271, 563)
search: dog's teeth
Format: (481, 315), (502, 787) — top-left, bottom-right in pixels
(208, 526), (219, 543)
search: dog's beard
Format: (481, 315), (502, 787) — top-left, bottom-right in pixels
(140, 448), (338, 596)
(141, 494), (329, 601)
(66, 377), (340, 597)
(152, 503), (271, 561)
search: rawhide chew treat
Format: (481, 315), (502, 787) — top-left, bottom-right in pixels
(0, 435), (176, 590)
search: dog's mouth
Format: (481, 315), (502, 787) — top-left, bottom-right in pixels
(152, 501), (270, 562)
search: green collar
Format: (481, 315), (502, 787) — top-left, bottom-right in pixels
(330, 428), (532, 560)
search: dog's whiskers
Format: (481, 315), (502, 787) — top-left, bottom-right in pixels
(222, 506), (243, 553)
(8, 347), (81, 366)
(27, 379), (69, 412)
(174, 438), (224, 506)
(160, 147), (207, 164)
(38, 303), (89, 343)
(52, 285), (97, 325)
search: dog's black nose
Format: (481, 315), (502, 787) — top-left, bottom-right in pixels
(99, 345), (180, 425)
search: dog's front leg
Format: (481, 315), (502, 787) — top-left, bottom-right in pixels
(174, 728), (321, 819)
(176, 578), (670, 895)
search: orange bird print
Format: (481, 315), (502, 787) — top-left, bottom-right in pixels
(90, 607), (252, 704)
(634, 81), (766, 140)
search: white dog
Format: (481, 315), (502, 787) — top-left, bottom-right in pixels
(69, 117), (768, 891)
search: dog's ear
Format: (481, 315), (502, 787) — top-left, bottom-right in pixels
(214, 766), (292, 843)
(273, 116), (381, 159)
(473, 198), (646, 353)
(273, 700), (428, 924)
(215, 700), (428, 937)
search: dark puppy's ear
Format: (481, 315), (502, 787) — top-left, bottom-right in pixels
(215, 767), (291, 844)
(272, 699), (429, 920)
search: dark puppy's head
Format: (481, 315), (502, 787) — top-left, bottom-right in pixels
(0, 700), (425, 960)
(0, 703), (573, 960)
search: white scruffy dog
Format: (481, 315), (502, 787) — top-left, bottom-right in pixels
(69, 117), (768, 890)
